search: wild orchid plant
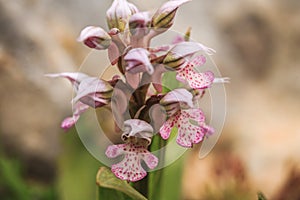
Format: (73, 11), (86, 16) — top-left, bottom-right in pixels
(47, 0), (228, 198)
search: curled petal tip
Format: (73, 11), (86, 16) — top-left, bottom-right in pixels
(78, 26), (111, 50)
(213, 77), (230, 84)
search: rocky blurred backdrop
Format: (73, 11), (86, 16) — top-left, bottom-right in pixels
(0, 0), (300, 199)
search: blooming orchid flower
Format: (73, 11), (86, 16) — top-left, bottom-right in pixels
(159, 89), (214, 147)
(176, 55), (215, 89)
(77, 26), (111, 50)
(105, 119), (158, 182)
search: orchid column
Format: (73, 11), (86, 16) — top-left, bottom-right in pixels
(47, 0), (228, 199)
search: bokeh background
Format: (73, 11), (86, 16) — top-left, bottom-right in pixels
(1, 0), (300, 199)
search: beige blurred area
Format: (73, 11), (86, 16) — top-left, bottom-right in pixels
(0, 0), (300, 199)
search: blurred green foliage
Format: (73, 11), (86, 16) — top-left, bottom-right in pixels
(0, 152), (57, 200)
(0, 127), (101, 200)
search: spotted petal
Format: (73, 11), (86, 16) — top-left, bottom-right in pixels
(141, 152), (159, 169)
(176, 122), (205, 147)
(106, 143), (158, 182)
(176, 109), (212, 147)
(159, 112), (180, 139)
(105, 144), (126, 158)
(177, 68), (214, 89)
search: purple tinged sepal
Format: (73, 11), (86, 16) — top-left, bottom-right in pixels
(121, 119), (154, 145)
(160, 88), (194, 116)
(152, 0), (191, 32)
(77, 26), (111, 50)
(124, 48), (154, 74)
(46, 72), (113, 130)
(60, 102), (89, 131)
(72, 77), (113, 108)
(129, 12), (151, 37)
(163, 42), (216, 70)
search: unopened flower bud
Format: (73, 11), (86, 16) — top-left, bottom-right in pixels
(78, 26), (111, 50)
(124, 48), (154, 74)
(129, 12), (151, 37)
(106, 0), (138, 32)
(152, 0), (190, 32)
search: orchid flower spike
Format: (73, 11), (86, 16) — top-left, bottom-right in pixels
(77, 26), (111, 50)
(106, 0), (138, 32)
(124, 48), (154, 74)
(152, 0), (191, 32)
(160, 90), (214, 147)
(105, 119), (158, 182)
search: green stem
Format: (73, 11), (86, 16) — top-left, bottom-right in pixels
(148, 135), (167, 200)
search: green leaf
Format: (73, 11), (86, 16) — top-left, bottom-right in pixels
(257, 192), (267, 200)
(162, 71), (184, 93)
(96, 167), (148, 200)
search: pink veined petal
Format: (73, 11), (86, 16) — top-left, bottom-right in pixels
(141, 152), (159, 169)
(159, 113), (179, 139)
(61, 115), (80, 131)
(105, 144), (126, 158)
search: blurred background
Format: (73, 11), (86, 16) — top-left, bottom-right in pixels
(1, 0), (300, 199)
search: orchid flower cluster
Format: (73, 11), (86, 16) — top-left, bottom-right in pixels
(47, 0), (228, 182)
